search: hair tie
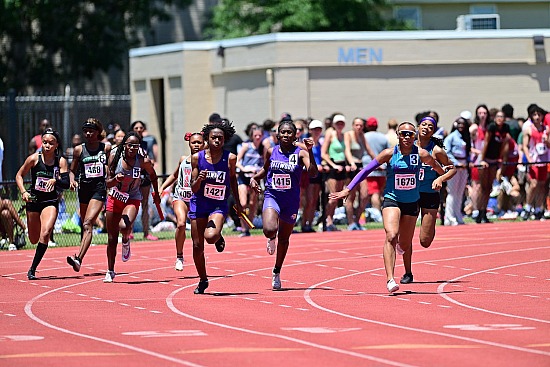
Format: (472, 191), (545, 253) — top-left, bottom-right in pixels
(184, 132), (192, 141)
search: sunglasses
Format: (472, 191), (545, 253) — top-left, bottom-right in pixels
(126, 143), (140, 149)
(296, 128), (303, 132)
(271, 129), (277, 133)
(398, 131), (415, 138)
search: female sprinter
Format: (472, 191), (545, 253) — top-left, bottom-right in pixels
(159, 132), (205, 271)
(189, 121), (243, 294)
(250, 121), (318, 290)
(103, 131), (160, 282)
(66, 118), (111, 272)
(16, 128), (70, 280)
(400, 116), (456, 284)
(330, 121), (446, 293)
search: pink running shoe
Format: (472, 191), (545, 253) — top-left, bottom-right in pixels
(121, 239), (131, 262)
(145, 234), (159, 241)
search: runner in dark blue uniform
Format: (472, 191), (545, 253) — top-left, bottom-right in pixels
(400, 116), (456, 284)
(67, 118), (111, 272)
(16, 128), (70, 280)
(250, 121), (318, 289)
(330, 121), (447, 293)
(189, 121), (243, 294)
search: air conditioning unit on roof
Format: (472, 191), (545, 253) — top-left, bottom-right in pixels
(456, 14), (500, 30)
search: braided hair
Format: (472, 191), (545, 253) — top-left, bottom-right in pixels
(109, 131), (141, 176)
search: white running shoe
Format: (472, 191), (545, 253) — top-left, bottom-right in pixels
(175, 258), (184, 271)
(121, 239), (131, 262)
(48, 240), (57, 247)
(387, 279), (399, 293)
(103, 270), (116, 283)
(8, 243), (17, 251)
(267, 237), (276, 255)
(272, 272), (281, 290)
(395, 243), (404, 256)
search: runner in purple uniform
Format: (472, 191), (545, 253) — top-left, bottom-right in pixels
(250, 121), (318, 290)
(189, 121), (243, 294)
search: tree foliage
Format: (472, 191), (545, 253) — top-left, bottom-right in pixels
(0, 0), (191, 93)
(204, 0), (407, 40)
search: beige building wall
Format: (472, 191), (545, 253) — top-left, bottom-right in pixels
(130, 30), (550, 174)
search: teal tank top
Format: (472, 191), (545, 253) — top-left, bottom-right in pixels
(418, 140), (439, 193)
(384, 145), (421, 203)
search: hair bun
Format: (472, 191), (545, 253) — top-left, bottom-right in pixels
(184, 132), (192, 141)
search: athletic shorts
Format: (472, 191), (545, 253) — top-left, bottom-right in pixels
(237, 174), (252, 186)
(326, 161), (348, 181)
(381, 197), (419, 217)
(419, 192), (441, 210)
(26, 200), (59, 213)
(501, 158), (518, 178)
(470, 166), (479, 182)
(263, 190), (300, 224)
(106, 196), (141, 214)
(348, 163), (364, 180)
(188, 199), (228, 219)
(78, 182), (107, 204)
(367, 176), (386, 195)
(529, 164), (548, 182)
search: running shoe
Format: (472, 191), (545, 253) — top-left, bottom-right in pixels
(266, 237), (276, 255)
(8, 243), (17, 251)
(215, 235), (225, 252)
(121, 239), (131, 262)
(194, 279), (209, 294)
(145, 234), (159, 241)
(103, 270), (116, 283)
(326, 224), (340, 231)
(395, 243), (405, 255)
(272, 272), (281, 290)
(48, 240), (57, 247)
(175, 258), (184, 271)
(239, 231), (251, 238)
(387, 279), (399, 293)
(400, 272), (413, 284)
(27, 268), (37, 280)
(67, 255), (81, 272)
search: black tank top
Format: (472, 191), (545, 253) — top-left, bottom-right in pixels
(78, 142), (108, 185)
(30, 153), (60, 203)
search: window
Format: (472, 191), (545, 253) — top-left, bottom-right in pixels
(394, 7), (421, 29)
(470, 4), (497, 15)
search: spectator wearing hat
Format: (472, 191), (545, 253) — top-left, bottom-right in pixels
(364, 117), (389, 213)
(321, 113), (349, 231)
(301, 119), (326, 232)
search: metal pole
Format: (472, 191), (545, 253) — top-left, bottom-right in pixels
(63, 84), (71, 150)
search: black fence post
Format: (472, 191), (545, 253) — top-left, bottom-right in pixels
(7, 89), (18, 196)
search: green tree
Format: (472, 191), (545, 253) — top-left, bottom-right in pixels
(205, 0), (406, 40)
(0, 0), (191, 93)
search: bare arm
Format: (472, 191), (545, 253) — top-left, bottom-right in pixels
(419, 148), (445, 175)
(228, 153), (242, 215)
(16, 154), (38, 201)
(160, 155), (185, 192)
(250, 148), (273, 194)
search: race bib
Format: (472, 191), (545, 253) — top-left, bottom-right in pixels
(204, 184), (226, 200)
(535, 143), (547, 156)
(177, 187), (193, 202)
(84, 162), (104, 178)
(272, 174), (291, 190)
(34, 177), (54, 192)
(395, 174), (416, 190)
(109, 186), (129, 203)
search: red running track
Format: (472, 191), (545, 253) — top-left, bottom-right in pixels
(1, 221), (549, 367)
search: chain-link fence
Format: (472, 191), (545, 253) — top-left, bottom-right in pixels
(0, 88), (131, 182)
